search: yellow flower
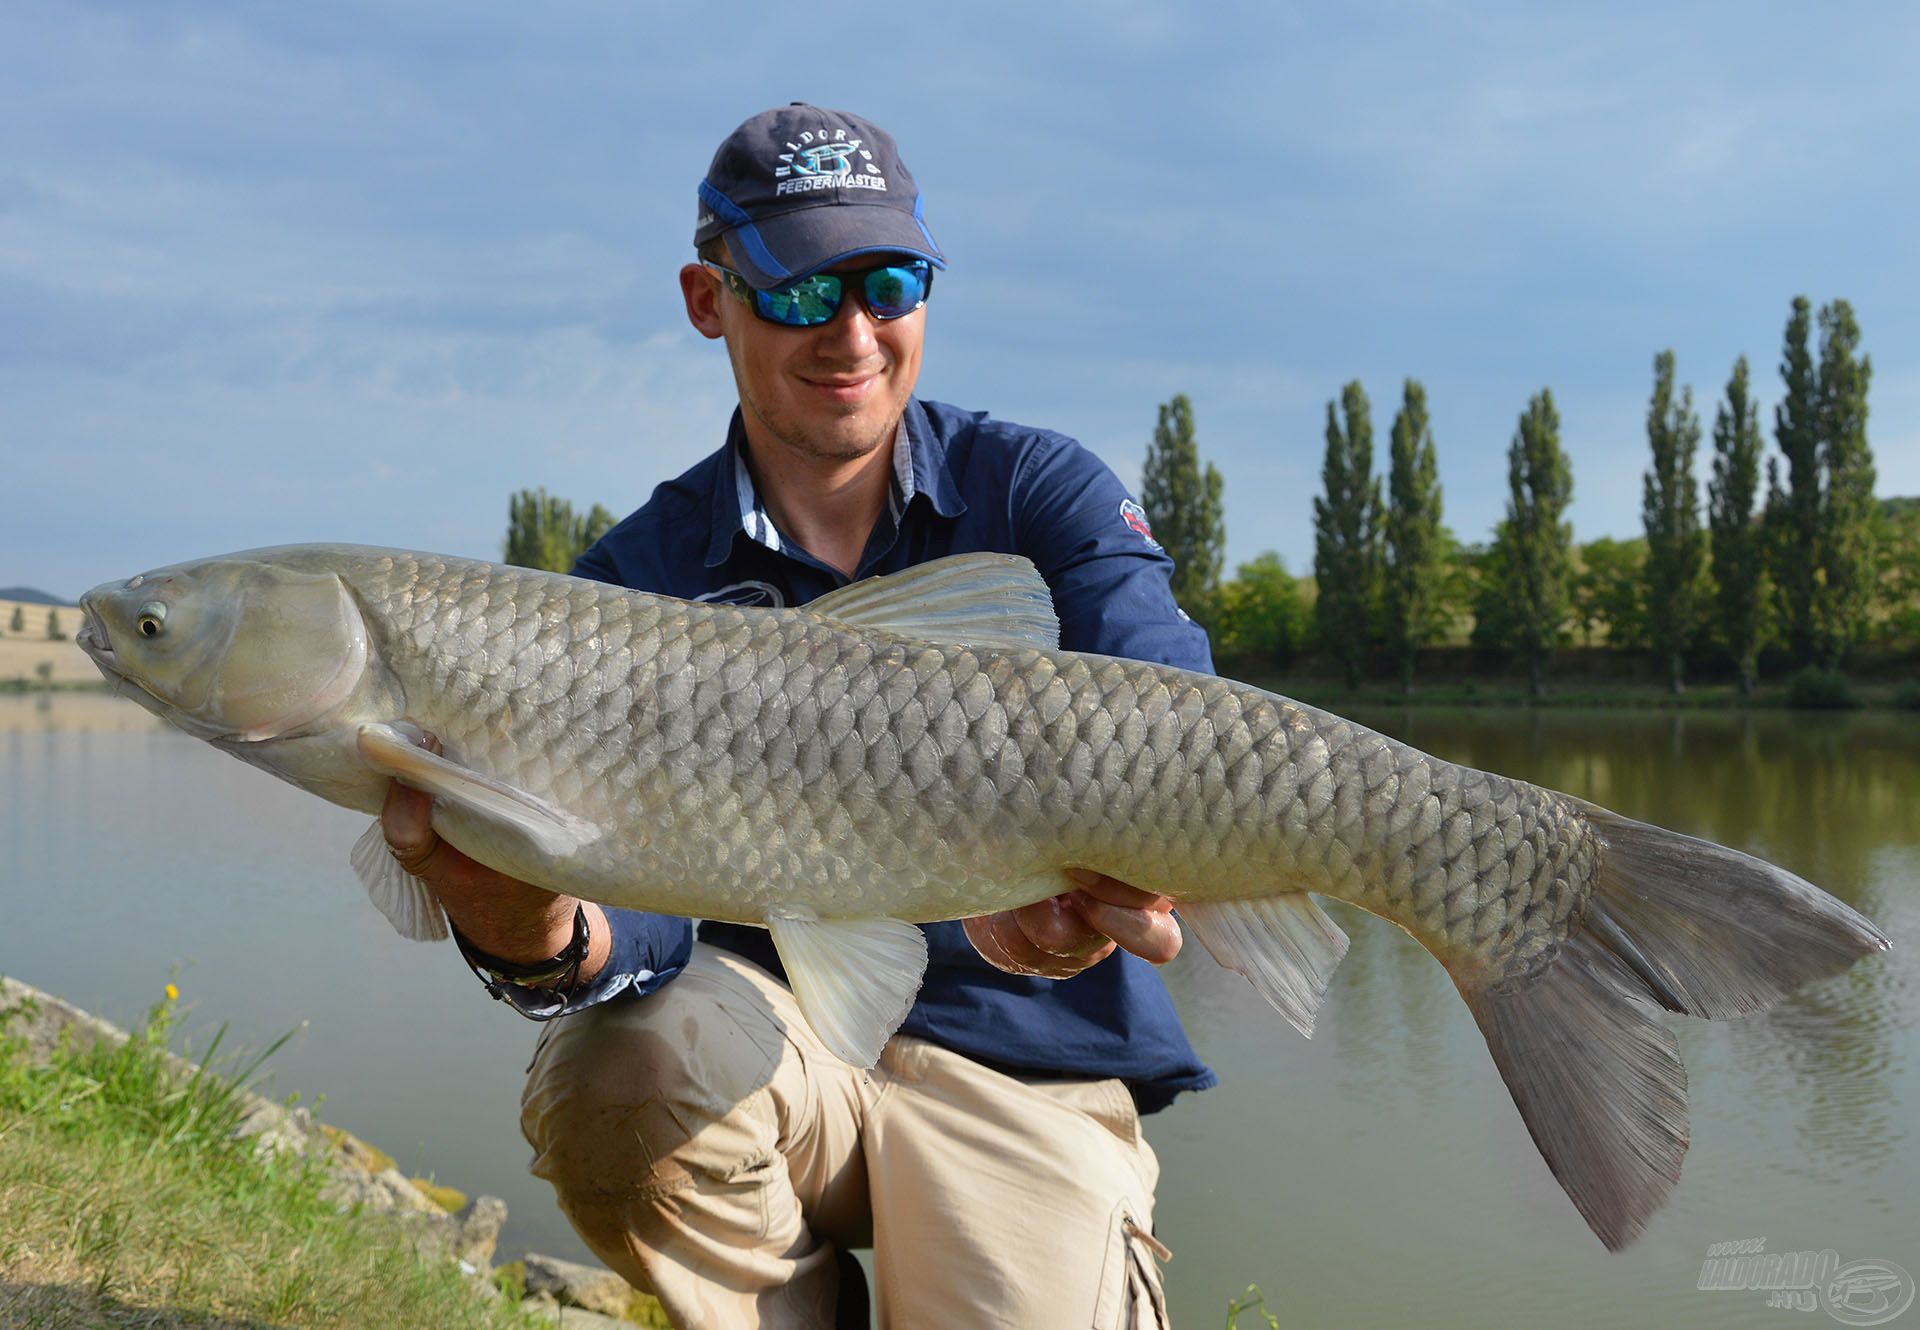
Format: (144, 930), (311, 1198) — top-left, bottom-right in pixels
(164, 983), (179, 1002)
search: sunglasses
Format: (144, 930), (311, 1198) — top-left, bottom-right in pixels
(704, 259), (934, 328)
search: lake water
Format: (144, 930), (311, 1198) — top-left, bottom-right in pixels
(3, 694), (1915, 1328)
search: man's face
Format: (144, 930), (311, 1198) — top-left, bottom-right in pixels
(679, 249), (925, 465)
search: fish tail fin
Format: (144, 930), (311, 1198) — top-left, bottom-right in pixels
(1457, 805), (1888, 1251)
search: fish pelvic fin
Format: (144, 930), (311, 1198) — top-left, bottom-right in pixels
(1179, 895), (1349, 1038)
(1459, 804), (1889, 1252)
(764, 913), (929, 1069)
(350, 819), (448, 942)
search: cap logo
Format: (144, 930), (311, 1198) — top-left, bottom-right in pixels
(773, 127), (887, 196)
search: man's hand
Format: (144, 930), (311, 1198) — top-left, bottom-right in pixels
(381, 777), (611, 981)
(963, 870), (1182, 979)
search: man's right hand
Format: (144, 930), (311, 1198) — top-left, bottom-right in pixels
(381, 779), (612, 981)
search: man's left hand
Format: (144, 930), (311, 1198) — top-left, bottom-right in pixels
(963, 870), (1183, 979)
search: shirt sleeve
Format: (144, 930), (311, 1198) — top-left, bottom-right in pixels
(1008, 432), (1216, 673)
(484, 906), (693, 1020)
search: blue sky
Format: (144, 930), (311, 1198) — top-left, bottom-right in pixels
(5, 1), (1917, 599)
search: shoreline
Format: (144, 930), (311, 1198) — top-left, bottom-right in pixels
(0, 974), (668, 1328)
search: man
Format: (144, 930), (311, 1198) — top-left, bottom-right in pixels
(382, 104), (1214, 1328)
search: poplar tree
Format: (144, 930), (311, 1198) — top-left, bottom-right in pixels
(504, 488), (617, 573)
(1708, 356), (1766, 695)
(1311, 381), (1380, 688)
(1641, 351), (1704, 693)
(1140, 393), (1226, 619)
(1770, 297), (1821, 664)
(1814, 299), (1875, 665)
(46, 609), (64, 641)
(7, 605), (21, 634)
(1383, 379), (1444, 693)
(1499, 390), (1573, 697)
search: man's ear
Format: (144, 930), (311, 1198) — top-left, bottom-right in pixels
(680, 264), (725, 340)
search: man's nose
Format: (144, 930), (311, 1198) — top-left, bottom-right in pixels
(815, 299), (880, 359)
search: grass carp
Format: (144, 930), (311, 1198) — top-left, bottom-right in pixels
(76, 544), (1889, 1250)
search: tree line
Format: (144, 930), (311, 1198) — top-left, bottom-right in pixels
(1141, 296), (1903, 694)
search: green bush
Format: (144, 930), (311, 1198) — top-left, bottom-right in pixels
(1785, 667), (1860, 710)
(1892, 678), (1920, 710)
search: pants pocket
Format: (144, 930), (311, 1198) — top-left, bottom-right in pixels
(1090, 1202), (1171, 1329)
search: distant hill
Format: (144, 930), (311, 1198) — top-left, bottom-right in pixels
(0, 586), (73, 607)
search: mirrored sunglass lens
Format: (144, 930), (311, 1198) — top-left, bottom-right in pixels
(864, 265), (928, 318)
(758, 275), (842, 326)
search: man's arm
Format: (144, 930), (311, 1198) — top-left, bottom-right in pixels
(381, 779), (609, 982)
(382, 775), (693, 1017)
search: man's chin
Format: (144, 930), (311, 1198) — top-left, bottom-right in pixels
(764, 405), (901, 463)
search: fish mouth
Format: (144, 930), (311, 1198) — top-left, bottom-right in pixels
(74, 597), (117, 671)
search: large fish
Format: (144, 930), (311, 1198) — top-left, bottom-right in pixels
(77, 544), (1886, 1249)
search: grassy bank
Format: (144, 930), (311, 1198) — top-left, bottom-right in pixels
(0, 989), (542, 1330)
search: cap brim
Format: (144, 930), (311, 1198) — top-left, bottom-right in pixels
(725, 202), (945, 290)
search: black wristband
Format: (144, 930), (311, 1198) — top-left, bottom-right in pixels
(450, 905), (591, 1018)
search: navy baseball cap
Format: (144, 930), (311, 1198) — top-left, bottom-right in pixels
(696, 103), (945, 290)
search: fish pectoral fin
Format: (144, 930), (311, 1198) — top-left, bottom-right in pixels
(350, 819), (448, 941)
(1179, 895), (1350, 1038)
(355, 722), (600, 859)
(804, 552), (1061, 651)
(764, 912), (929, 1069)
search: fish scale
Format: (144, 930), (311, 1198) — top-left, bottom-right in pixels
(76, 543), (1888, 1252)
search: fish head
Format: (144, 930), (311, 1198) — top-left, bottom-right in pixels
(78, 554), (371, 744)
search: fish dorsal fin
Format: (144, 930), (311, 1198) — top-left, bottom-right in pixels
(807, 553), (1060, 651)
(764, 912), (929, 1068)
(1180, 895), (1351, 1038)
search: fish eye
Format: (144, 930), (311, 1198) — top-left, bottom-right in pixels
(137, 602), (168, 638)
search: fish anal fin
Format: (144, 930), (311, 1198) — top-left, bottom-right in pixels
(355, 722), (599, 859)
(350, 819), (448, 941)
(1180, 895), (1350, 1037)
(806, 553), (1060, 651)
(1459, 933), (1686, 1252)
(765, 913), (929, 1068)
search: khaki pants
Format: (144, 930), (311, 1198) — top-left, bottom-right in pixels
(521, 944), (1170, 1329)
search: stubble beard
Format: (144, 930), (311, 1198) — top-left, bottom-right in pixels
(739, 381), (899, 466)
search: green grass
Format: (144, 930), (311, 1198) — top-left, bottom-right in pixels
(1223, 1283), (1280, 1329)
(0, 988), (545, 1330)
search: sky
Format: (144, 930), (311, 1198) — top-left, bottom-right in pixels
(4, 0), (1918, 600)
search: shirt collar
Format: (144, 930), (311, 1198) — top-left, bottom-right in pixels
(704, 399), (965, 568)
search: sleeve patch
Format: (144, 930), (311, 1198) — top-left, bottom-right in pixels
(1119, 498), (1163, 551)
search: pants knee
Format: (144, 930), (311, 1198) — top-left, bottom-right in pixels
(521, 986), (785, 1205)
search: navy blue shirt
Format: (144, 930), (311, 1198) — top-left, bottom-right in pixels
(563, 397), (1217, 1112)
